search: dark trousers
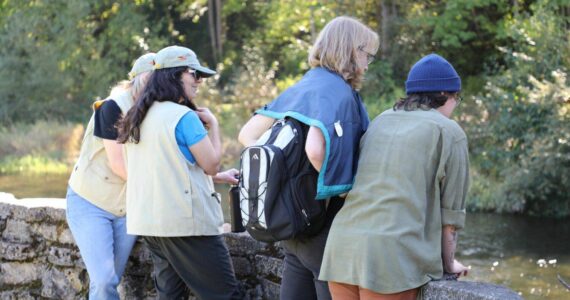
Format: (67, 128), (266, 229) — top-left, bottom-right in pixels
(279, 197), (344, 300)
(144, 235), (241, 300)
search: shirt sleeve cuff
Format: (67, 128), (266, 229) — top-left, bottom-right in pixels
(441, 208), (466, 229)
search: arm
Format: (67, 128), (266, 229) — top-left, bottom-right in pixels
(213, 168), (239, 185)
(102, 139), (127, 180)
(190, 108), (222, 176)
(442, 225), (468, 276)
(95, 100), (127, 180)
(440, 138), (470, 277)
(305, 126), (325, 172)
(238, 114), (275, 147)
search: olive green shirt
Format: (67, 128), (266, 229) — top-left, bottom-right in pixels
(320, 108), (470, 293)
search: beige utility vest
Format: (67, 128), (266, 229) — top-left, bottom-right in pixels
(68, 89), (134, 216)
(124, 101), (223, 236)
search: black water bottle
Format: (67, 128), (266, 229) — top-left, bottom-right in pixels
(229, 182), (245, 233)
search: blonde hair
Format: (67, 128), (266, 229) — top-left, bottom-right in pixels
(308, 16), (379, 89)
(109, 71), (151, 100)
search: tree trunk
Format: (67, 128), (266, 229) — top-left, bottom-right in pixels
(380, 0), (390, 59)
(207, 0), (218, 62)
(215, 0), (222, 56)
(310, 5), (316, 43)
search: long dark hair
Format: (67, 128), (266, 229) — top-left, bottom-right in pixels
(393, 92), (451, 111)
(117, 66), (197, 144)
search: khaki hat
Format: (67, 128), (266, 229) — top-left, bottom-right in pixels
(154, 45), (216, 77)
(128, 52), (156, 80)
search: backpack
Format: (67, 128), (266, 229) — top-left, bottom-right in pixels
(238, 118), (327, 242)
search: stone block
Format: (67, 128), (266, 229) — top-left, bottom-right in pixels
(123, 256), (152, 277)
(232, 256), (253, 277)
(75, 256), (86, 269)
(261, 278), (280, 300)
(0, 201), (12, 219)
(131, 240), (152, 261)
(244, 284), (263, 300)
(26, 207), (50, 222)
(223, 232), (265, 255)
(422, 280), (523, 300)
(41, 266), (87, 299)
(255, 255), (283, 279)
(0, 290), (37, 300)
(48, 246), (78, 267)
(0, 241), (37, 261)
(123, 242), (153, 276)
(45, 206), (66, 222)
(31, 223), (58, 241)
(0, 262), (43, 285)
(119, 275), (156, 299)
(58, 227), (75, 244)
(2, 219), (32, 243)
(11, 205), (30, 221)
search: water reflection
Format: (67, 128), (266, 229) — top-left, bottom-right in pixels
(458, 213), (570, 299)
(0, 173), (569, 299)
(0, 173), (69, 198)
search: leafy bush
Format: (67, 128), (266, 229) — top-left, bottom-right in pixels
(467, 0), (570, 217)
(501, 71), (570, 217)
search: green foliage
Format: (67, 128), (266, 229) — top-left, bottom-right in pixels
(255, 1), (336, 77)
(0, 0), (170, 124)
(401, 0), (509, 77)
(0, 0), (568, 216)
(360, 60), (402, 118)
(466, 169), (503, 212)
(500, 71), (570, 217)
(467, 0), (570, 217)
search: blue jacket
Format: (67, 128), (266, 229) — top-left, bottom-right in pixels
(256, 67), (370, 199)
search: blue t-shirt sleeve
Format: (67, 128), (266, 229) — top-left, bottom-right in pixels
(175, 111), (208, 164)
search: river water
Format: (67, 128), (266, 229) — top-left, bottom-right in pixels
(1, 173), (569, 299)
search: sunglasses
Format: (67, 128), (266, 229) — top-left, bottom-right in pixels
(186, 69), (203, 81)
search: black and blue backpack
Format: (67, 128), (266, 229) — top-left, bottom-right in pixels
(238, 118), (326, 242)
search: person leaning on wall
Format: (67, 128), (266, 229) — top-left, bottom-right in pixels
(320, 54), (470, 300)
(66, 52), (155, 299)
(238, 16), (379, 300)
(116, 45), (242, 300)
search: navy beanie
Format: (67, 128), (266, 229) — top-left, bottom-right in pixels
(405, 54), (461, 95)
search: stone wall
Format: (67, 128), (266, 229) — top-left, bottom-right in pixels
(0, 193), (522, 299)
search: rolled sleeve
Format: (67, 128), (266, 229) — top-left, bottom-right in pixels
(441, 207), (466, 229)
(440, 138), (470, 229)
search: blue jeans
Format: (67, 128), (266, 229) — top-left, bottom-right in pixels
(66, 187), (137, 300)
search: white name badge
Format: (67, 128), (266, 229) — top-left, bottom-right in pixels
(334, 121), (343, 137)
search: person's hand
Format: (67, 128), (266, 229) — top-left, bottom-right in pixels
(448, 259), (469, 277)
(195, 107), (218, 130)
(214, 168), (239, 185)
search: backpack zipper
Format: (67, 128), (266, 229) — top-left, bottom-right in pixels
(301, 209), (311, 226)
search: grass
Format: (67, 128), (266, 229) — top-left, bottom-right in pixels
(0, 121), (84, 174)
(0, 155), (71, 174)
